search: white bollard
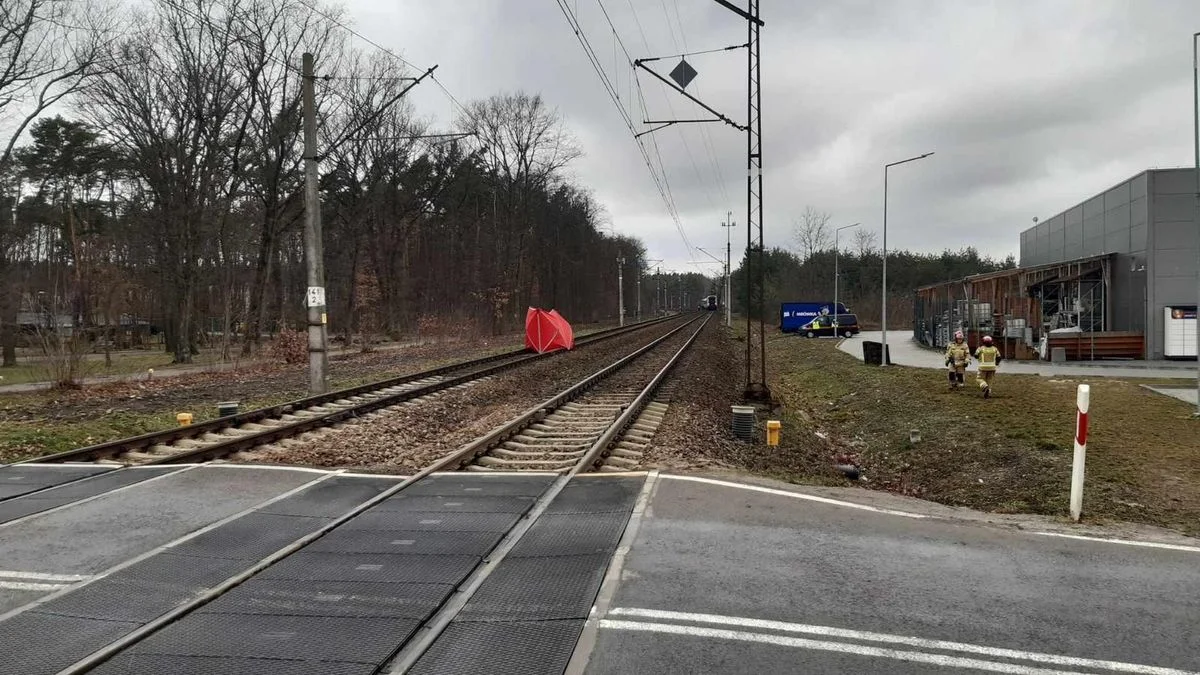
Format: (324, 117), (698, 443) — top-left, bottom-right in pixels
(1069, 384), (1090, 522)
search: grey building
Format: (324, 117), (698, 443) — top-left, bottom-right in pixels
(1019, 168), (1198, 359)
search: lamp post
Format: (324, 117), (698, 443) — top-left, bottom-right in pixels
(1192, 31), (1199, 416)
(721, 212), (735, 327)
(834, 223), (860, 333)
(882, 152), (934, 365)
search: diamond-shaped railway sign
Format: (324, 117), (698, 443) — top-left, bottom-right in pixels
(669, 58), (698, 90)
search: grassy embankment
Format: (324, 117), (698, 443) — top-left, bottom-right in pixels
(766, 334), (1200, 536)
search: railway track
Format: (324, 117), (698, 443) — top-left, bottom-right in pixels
(434, 312), (706, 474)
(30, 313), (711, 675)
(13, 314), (686, 469)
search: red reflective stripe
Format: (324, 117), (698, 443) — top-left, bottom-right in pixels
(1076, 410), (1088, 446)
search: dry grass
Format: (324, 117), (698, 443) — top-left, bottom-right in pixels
(768, 335), (1200, 536)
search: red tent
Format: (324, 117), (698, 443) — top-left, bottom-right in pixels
(525, 308), (575, 353)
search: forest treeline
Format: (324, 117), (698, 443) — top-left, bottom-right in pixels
(730, 245), (1016, 327)
(0, 0), (717, 366)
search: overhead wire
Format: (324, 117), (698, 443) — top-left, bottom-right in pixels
(647, 0), (717, 217)
(557, 0), (695, 258)
(667, 0), (731, 210)
(617, 0), (715, 265)
(291, 0), (470, 121)
(590, 0), (697, 257)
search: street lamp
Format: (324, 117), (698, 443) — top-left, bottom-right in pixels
(1192, 31), (1199, 416)
(721, 213), (735, 327)
(882, 151), (934, 365)
(834, 223), (860, 333)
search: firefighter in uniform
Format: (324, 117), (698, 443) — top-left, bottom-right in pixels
(943, 331), (970, 390)
(974, 335), (1002, 398)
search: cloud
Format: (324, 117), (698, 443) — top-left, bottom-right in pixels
(351, 0), (1200, 272)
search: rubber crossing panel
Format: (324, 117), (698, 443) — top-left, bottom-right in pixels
(0, 476), (386, 675)
(89, 474), (551, 674)
(408, 475), (644, 675)
(0, 467), (179, 525)
(0, 465), (114, 501)
(409, 619), (587, 675)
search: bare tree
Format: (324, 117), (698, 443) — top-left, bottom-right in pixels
(0, 0), (115, 169)
(853, 228), (878, 257)
(0, 0), (114, 367)
(83, 0), (253, 363)
(792, 205), (832, 261)
(456, 93), (582, 321)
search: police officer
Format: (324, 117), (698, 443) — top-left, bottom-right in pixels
(943, 331), (970, 390)
(974, 335), (1002, 398)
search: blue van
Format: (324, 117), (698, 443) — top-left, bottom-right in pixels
(780, 302), (848, 333)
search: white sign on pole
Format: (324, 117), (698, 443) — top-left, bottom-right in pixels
(306, 286), (326, 308)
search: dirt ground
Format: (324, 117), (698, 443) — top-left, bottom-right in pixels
(646, 321), (840, 480)
(0, 333), (548, 461)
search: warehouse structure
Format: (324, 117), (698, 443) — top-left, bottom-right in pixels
(914, 168), (1198, 360)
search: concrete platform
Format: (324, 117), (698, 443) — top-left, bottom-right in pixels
(573, 473), (1200, 674)
(839, 331), (1197, 380)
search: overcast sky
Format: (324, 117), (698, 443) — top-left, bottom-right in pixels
(353, 0), (1200, 273)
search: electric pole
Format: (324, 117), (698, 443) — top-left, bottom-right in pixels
(722, 213), (734, 327)
(617, 256), (625, 326)
(302, 52), (329, 394)
(656, 267), (662, 315)
(636, 267), (641, 321)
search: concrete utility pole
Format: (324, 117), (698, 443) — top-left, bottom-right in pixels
(302, 53), (329, 394)
(722, 213), (734, 327)
(617, 256), (626, 326)
(636, 268), (642, 321)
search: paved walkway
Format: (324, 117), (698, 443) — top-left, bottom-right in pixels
(1144, 386), (1199, 405)
(838, 331), (1197, 379)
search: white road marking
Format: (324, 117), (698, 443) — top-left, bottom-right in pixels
(1029, 531), (1200, 554)
(564, 471), (659, 675)
(659, 474), (928, 518)
(204, 464), (336, 474)
(660, 475), (1200, 553)
(0, 570), (90, 582)
(605, 609), (1194, 675)
(0, 581), (69, 591)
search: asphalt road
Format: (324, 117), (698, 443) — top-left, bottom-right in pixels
(580, 475), (1200, 674)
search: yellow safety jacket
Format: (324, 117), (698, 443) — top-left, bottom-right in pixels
(945, 341), (970, 367)
(975, 345), (1000, 371)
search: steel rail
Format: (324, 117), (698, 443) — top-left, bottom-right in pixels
(16, 314), (684, 466)
(429, 315), (705, 471)
(385, 313), (711, 672)
(57, 314), (706, 675)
